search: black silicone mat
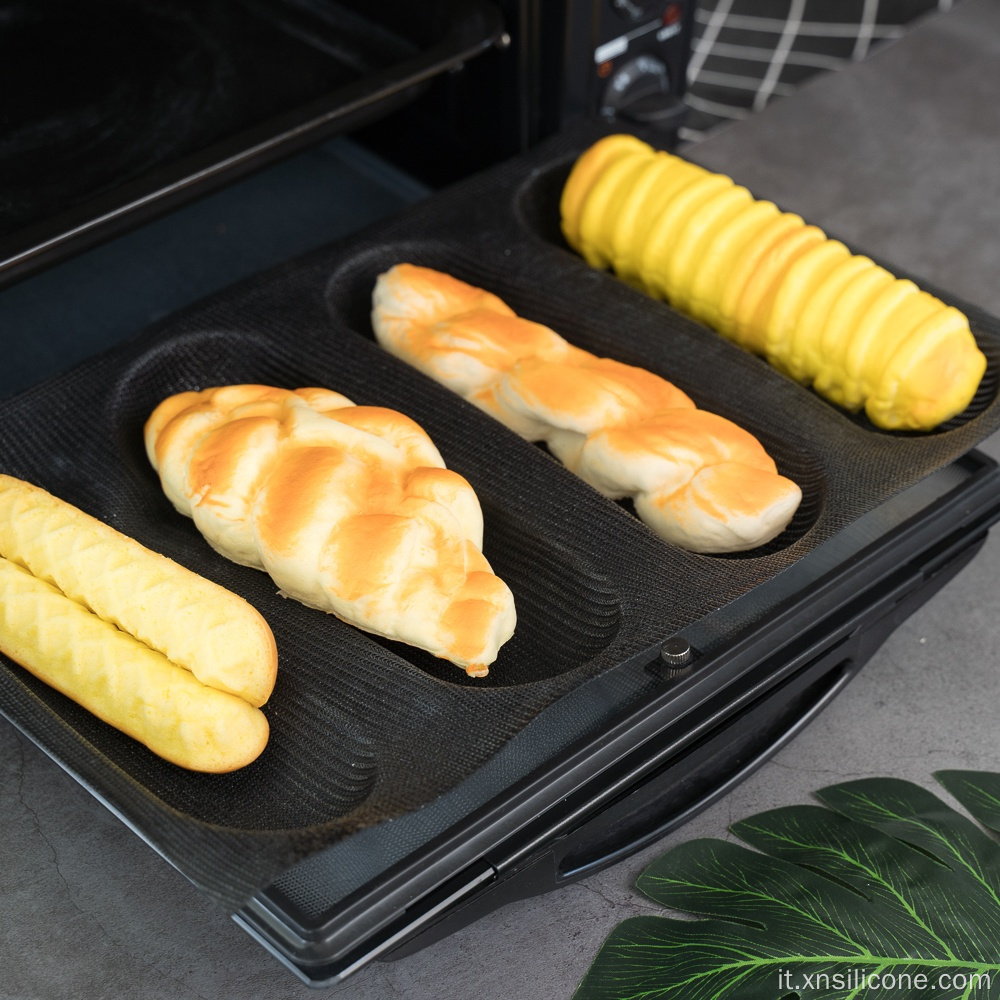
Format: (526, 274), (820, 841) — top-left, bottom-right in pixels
(2, 120), (999, 913)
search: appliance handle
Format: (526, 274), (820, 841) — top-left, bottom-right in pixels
(385, 531), (989, 966)
(553, 655), (856, 882)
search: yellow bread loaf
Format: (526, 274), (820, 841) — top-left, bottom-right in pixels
(372, 264), (801, 553)
(811, 261), (895, 407)
(868, 306), (987, 430)
(0, 474), (277, 707)
(0, 557), (269, 772)
(733, 224), (827, 354)
(560, 136), (988, 431)
(145, 385), (516, 676)
(610, 153), (683, 285)
(666, 184), (754, 314)
(763, 239), (851, 369)
(617, 157), (707, 289)
(640, 172), (734, 301)
(686, 199), (781, 327)
(817, 270), (909, 410)
(577, 148), (653, 270)
(716, 212), (805, 340)
(781, 253), (874, 383)
(560, 133), (652, 250)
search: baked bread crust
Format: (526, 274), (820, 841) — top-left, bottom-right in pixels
(372, 264), (801, 553)
(145, 385), (516, 676)
(0, 475), (275, 772)
(560, 135), (986, 431)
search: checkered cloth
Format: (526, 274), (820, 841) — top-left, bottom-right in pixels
(681, 0), (960, 140)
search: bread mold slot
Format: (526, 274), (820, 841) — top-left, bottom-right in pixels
(512, 147), (997, 437)
(325, 244), (827, 558)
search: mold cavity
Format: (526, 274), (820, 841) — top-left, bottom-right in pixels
(109, 328), (327, 487)
(510, 152), (998, 440)
(513, 156), (575, 248)
(327, 244), (827, 562)
(14, 667), (378, 831)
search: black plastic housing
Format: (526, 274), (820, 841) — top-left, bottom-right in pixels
(0, 0), (503, 286)
(2, 122), (1000, 985)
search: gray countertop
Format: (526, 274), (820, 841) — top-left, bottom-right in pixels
(4, 1), (1000, 997)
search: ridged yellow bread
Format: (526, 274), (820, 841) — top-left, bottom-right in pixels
(560, 135), (987, 431)
(145, 384), (516, 676)
(372, 264), (801, 554)
(0, 475), (275, 771)
(560, 133), (651, 251)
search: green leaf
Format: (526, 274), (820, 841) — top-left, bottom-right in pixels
(935, 771), (1000, 835)
(574, 773), (1000, 1000)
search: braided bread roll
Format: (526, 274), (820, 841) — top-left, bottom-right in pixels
(372, 264), (801, 553)
(145, 385), (516, 676)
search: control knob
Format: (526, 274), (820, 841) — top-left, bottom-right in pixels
(601, 53), (684, 127)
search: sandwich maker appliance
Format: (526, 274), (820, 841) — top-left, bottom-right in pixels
(1, 2), (999, 988)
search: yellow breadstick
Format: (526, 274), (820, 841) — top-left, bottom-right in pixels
(0, 475), (276, 707)
(0, 557), (269, 772)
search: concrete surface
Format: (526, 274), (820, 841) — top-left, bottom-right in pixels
(3, 0), (1000, 997)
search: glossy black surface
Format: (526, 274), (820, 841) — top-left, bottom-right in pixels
(1, 1), (409, 234)
(0, 0), (501, 284)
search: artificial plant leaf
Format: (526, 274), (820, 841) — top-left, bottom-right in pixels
(732, 804), (1000, 960)
(574, 775), (1000, 1000)
(817, 778), (1000, 917)
(635, 838), (936, 959)
(935, 771), (1000, 834)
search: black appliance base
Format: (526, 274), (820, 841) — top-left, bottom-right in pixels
(236, 449), (1000, 986)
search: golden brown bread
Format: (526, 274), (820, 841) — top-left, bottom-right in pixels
(0, 558), (269, 772)
(372, 264), (801, 553)
(145, 385), (516, 676)
(0, 475), (275, 772)
(559, 135), (987, 431)
(0, 474), (277, 707)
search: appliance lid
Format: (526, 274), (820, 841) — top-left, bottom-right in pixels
(0, 0), (503, 286)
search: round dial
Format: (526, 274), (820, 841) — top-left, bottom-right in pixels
(601, 54), (682, 125)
